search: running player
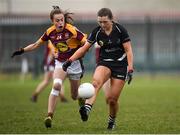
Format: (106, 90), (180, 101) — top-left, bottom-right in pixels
(11, 6), (87, 128)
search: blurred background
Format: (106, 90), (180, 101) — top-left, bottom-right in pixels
(0, 0), (180, 76)
(0, 1), (180, 133)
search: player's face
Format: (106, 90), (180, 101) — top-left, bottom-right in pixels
(97, 16), (113, 31)
(52, 14), (65, 31)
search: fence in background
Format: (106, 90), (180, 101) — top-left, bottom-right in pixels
(0, 15), (180, 77)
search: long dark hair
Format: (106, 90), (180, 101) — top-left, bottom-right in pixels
(50, 6), (74, 24)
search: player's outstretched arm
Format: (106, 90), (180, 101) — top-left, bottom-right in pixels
(11, 40), (44, 58)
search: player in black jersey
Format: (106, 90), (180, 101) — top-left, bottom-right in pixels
(62, 8), (134, 130)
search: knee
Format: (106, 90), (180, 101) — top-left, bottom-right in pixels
(53, 78), (62, 90)
(53, 83), (61, 90)
(107, 97), (118, 106)
(92, 78), (103, 90)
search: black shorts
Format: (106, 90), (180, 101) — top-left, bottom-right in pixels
(97, 60), (127, 80)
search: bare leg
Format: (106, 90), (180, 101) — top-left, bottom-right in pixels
(79, 66), (111, 121)
(59, 85), (68, 102)
(102, 79), (111, 104)
(69, 79), (84, 106)
(69, 79), (80, 100)
(44, 68), (67, 128)
(107, 78), (125, 117)
(86, 66), (111, 105)
(47, 68), (66, 116)
(106, 78), (125, 130)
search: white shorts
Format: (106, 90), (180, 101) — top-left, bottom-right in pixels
(55, 59), (84, 80)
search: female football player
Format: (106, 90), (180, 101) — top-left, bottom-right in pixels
(12, 6), (86, 128)
(62, 8), (134, 130)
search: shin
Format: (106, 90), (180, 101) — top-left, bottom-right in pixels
(47, 78), (62, 117)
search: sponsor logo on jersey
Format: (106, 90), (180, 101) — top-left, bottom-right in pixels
(56, 42), (68, 52)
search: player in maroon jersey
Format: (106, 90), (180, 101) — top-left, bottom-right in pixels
(11, 6), (87, 128)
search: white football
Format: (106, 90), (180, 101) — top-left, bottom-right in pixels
(78, 83), (95, 99)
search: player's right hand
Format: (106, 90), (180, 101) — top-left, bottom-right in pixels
(62, 60), (72, 71)
(127, 69), (133, 85)
(11, 48), (24, 58)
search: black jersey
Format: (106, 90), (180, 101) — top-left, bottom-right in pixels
(88, 22), (130, 66)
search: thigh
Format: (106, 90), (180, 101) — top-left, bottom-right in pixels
(93, 65), (111, 91)
(53, 68), (67, 81)
(53, 60), (67, 80)
(108, 78), (125, 100)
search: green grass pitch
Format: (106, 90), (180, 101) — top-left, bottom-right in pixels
(0, 73), (180, 134)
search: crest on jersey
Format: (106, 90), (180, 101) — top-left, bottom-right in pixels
(99, 40), (104, 46)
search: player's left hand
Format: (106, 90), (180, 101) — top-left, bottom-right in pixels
(62, 60), (72, 71)
(11, 48), (24, 58)
(127, 69), (133, 85)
